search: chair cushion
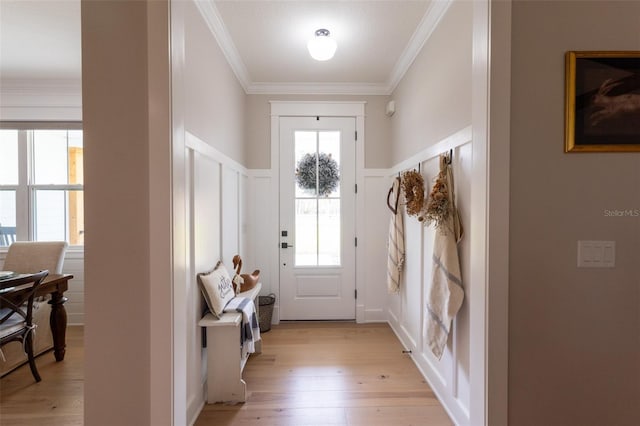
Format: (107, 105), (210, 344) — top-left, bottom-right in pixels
(197, 261), (235, 319)
(3, 241), (67, 274)
(0, 308), (26, 339)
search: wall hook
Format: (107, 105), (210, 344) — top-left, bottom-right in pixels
(445, 149), (453, 165)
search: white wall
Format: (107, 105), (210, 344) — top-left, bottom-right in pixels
(59, 251), (84, 324)
(178, 1), (250, 423)
(386, 130), (473, 425)
(184, 133), (248, 423)
(360, 169), (391, 322)
(246, 169), (277, 298)
(242, 96), (394, 325)
(385, 2), (475, 425)
(245, 94), (391, 169)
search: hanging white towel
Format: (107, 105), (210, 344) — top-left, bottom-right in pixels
(425, 217), (464, 359)
(387, 177), (405, 294)
(425, 155), (464, 359)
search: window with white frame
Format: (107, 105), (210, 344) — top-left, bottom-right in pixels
(0, 126), (84, 247)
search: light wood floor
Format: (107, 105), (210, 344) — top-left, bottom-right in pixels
(196, 322), (453, 426)
(0, 326), (84, 425)
(0, 323), (452, 426)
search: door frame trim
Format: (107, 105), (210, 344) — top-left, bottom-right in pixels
(270, 101), (366, 323)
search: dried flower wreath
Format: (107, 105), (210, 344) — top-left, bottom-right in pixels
(420, 169), (450, 229)
(296, 152), (340, 196)
(401, 169), (425, 217)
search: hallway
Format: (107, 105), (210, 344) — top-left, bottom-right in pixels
(195, 322), (452, 426)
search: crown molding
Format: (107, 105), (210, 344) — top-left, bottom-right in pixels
(195, 0), (451, 96)
(0, 78), (82, 121)
(0, 78), (81, 95)
(247, 82), (390, 96)
(387, 0), (453, 94)
(193, 0), (251, 91)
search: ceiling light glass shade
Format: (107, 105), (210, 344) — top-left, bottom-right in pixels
(307, 29), (337, 61)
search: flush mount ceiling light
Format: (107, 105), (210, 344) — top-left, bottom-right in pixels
(307, 29), (337, 61)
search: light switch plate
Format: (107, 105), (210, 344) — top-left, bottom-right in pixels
(577, 240), (615, 268)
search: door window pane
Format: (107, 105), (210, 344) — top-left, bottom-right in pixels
(295, 131), (318, 197)
(318, 199), (340, 266)
(295, 199), (318, 266)
(0, 130), (19, 185)
(293, 130), (342, 267)
(318, 131), (341, 197)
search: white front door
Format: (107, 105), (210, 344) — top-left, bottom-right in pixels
(279, 116), (356, 320)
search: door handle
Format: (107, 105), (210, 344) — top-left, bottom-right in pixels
(281, 242), (293, 249)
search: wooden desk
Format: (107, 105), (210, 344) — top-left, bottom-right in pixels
(41, 274), (73, 361)
(1, 273), (73, 362)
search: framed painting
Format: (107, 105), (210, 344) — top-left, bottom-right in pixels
(565, 51), (640, 152)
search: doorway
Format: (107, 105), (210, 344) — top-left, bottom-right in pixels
(278, 116), (356, 320)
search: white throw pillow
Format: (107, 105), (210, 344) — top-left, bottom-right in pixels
(197, 261), (235, 318)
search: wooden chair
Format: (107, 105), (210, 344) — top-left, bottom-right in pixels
(3, 241), (68, 275)
(0, 270), (49, 382)
(1, 241), (67, 376)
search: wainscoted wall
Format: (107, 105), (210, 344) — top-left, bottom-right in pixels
(387, 127), (472, 425)
(381, 2), (481, 423)
(183, 131), (393, 421)
(59, 250), (84, 325)
(244, 171), (391, 325)
(246, 170), (277, 313)
(184, 132), (248, 424)
(359, 169), (392, 322)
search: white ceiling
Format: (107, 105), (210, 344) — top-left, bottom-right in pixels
(0, 0), (81, 81)
(0, 0), (446, 95)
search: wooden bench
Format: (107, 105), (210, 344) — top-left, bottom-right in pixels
(198, 282), (262, 403)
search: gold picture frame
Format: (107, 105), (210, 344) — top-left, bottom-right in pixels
(565, 51), (640, 152)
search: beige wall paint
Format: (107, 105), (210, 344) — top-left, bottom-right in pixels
(390, 0), (472, 164)
(184, 1), (246, 165)
(245, 94), (391, 169)
(510, 2), (640, 425)
(147, 2), (173, 424)
(82, 1), (156, 424)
